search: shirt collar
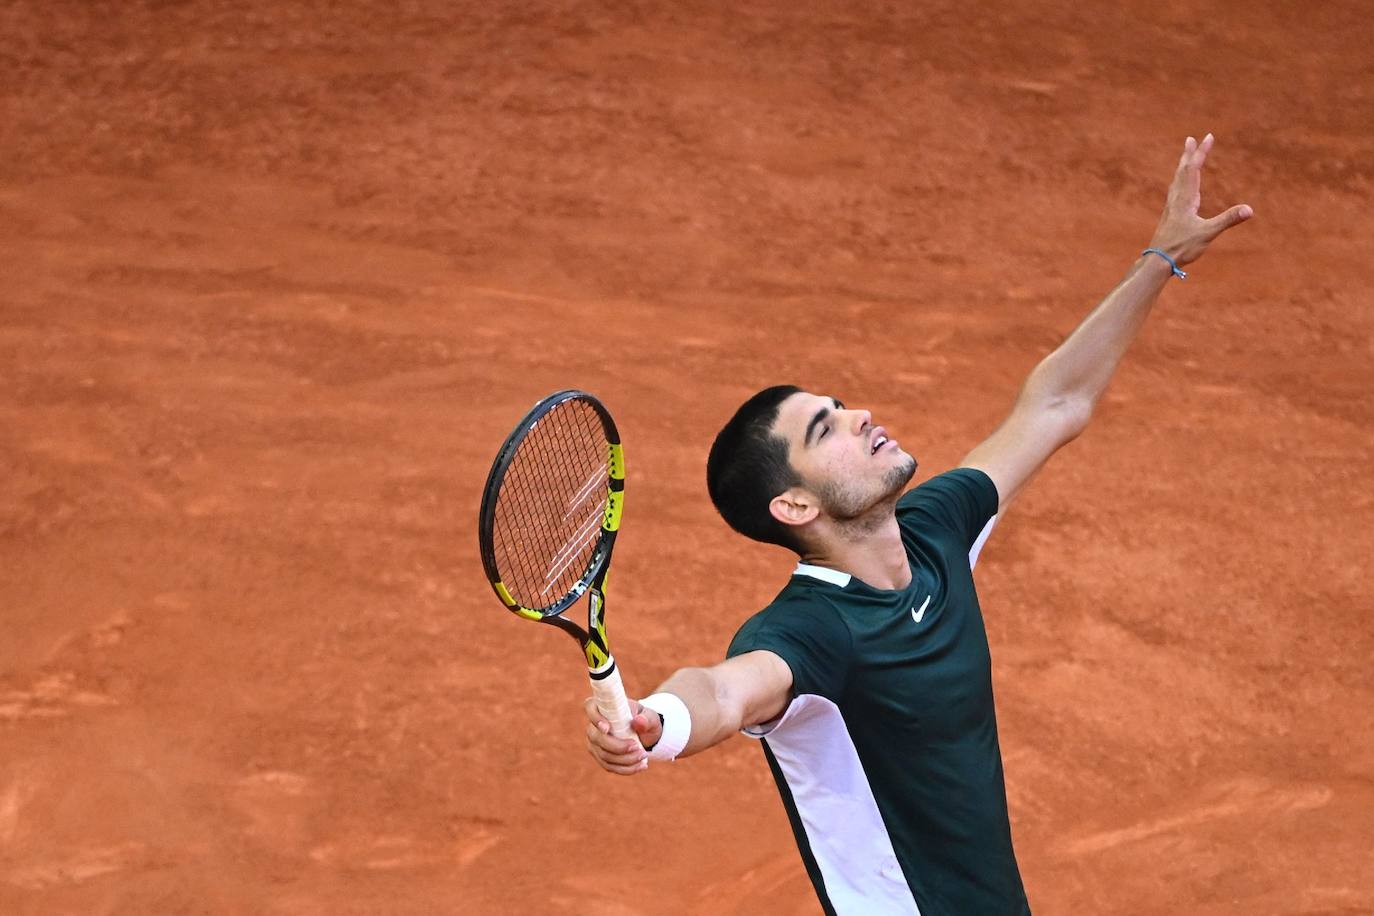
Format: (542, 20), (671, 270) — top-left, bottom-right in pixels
(792, 562), (852, 588)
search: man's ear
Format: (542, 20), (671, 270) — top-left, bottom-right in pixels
(769, 488), (819, 530)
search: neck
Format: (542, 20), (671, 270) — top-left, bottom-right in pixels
(800, 504), (910, 591)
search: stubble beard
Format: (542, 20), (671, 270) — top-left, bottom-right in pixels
(814, 452), (918, 522)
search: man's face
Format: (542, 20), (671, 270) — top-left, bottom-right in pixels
(771, 391), (917, 521)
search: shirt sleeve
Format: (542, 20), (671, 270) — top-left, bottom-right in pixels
(896, 467), (1000, 551)
(726, 598), (853, 703)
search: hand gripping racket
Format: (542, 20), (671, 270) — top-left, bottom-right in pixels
(477, 390), (638, 744)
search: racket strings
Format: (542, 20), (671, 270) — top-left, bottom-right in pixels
(491, 398), (609, 610)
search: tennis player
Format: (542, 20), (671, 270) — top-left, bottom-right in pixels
(583, 135), (1251, 914)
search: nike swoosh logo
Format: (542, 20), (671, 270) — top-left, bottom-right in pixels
(911, 594), (931, 623)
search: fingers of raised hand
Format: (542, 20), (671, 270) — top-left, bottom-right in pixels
(1172, 137), (1194, 195)
(1171, 133), (1215, 210)
(1177, 134), (1197, 169)
(1176, 133), (1214, 170)
(1192, 133), (1214, 186)
(1203, 203), (1255, 238)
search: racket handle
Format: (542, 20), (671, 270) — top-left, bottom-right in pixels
(589, 656), (641, 747)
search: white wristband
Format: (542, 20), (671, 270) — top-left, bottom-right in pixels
(640, 692), (691, 761)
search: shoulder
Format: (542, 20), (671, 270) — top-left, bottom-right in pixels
(897, 467), (999, 515)
(727, 586), (850, 659)
(895, 467), (1000, 554)
(726, 585), (855, 702)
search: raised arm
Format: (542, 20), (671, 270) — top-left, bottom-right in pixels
(962, 134), (1253, 511)
(583, 650), (793, 774)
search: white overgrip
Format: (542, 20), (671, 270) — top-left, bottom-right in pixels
(589, 656), (641, 747)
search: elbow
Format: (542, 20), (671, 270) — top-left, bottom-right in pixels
(711, 671), (747, 734)
(1024, 363), (1093, 439)
(1050, 394), (1093, 443)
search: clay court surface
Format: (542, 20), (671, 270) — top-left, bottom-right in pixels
(2, 1), (1372, 913)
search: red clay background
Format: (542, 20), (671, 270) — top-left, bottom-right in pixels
(2, 2), (1371, 913)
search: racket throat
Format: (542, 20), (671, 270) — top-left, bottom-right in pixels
(581, 586), (612, 670)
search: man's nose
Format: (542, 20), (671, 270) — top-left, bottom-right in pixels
(852, 409), (872, 432)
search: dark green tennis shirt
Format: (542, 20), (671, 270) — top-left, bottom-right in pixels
(726, 468), (1030, 916)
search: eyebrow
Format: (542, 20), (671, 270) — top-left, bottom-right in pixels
(804, 398), (844, 447)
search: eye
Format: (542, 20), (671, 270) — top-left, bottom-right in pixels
(819, 426), (830, 439)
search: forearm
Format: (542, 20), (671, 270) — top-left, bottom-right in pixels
(586, 652), (790, 772)
(648, 667), (743, 758)
(1024, 253), (1173, 411)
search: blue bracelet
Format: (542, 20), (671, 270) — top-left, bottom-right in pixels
(1141, 247), (1186, 279)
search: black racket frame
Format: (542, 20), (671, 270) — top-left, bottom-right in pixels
(477, 389), (623, 650)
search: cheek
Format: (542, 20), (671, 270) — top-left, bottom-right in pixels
(797, 448), (837, 483)
(820, 441), (863, 475)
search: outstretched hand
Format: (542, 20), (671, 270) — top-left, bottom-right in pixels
(1148, 133), (1253, 267)
(584, 695), (663, 775)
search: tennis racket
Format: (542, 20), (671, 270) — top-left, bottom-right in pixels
(477, 389), (638, 744)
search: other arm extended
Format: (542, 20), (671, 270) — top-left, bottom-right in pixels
(962, 133), (1253, 510)
(584, 650), (792, 774)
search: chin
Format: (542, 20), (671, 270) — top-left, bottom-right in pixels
(882, 453), (918, 494)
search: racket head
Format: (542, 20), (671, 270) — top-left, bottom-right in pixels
(477, 390), (625, 623)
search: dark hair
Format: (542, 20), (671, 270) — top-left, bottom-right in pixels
(706, 385), (806, 553)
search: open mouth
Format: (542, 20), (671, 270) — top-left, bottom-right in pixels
(869, 427), (892, 455)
